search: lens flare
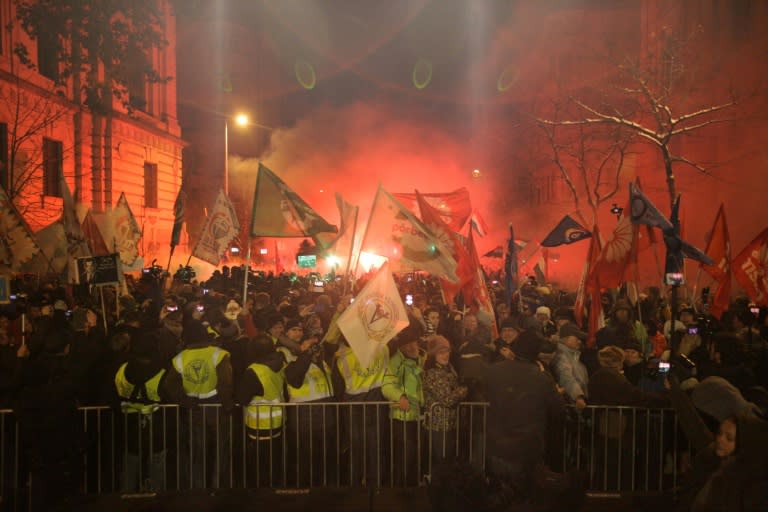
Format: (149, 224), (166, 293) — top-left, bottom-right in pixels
(295, 59), (317, 90)
(412, 59), (432, 89)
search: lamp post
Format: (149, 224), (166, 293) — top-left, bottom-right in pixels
(224, 113), (249, 196)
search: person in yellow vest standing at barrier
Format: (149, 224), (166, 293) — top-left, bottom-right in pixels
(332, 334), (390, 486)
(114, 334), (171, 493)
(383, 322), (426, 487)
(238, 334), (286, 488)
(166, 319), (233, 489)
(285, 328), (336, 487)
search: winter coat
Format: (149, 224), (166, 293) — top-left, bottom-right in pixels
(382, 349), (425, 421)
(552, 343), (589, 402)
(423, 361), (467, 431)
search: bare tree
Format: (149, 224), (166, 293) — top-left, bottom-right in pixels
(536, 27), (741, 212)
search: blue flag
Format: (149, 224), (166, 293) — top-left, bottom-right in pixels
(541, 215), (592, 247)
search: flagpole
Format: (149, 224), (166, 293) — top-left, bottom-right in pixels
(351, 184), (381, 280)
(274, 240), (279, 274)
(242, 245), (251, 306)
(342, 205), (359, 296)
(99, 286), (108, 334)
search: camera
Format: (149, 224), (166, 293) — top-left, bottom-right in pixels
(196, 304), (205, 313)
(405, 294), (414, 306)
(687, 326), (698, 335)
(665, 272), (684, 286)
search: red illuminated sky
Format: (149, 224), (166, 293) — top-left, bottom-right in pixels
(176, 1), (768, 285)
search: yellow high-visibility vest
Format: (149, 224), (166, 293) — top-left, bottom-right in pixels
(287, 360), (334, 403)
(114, 362), (165, 415)
(244, 363), (285, 431)
(335, 345), (388, 396)
(172, 346), (228, 399)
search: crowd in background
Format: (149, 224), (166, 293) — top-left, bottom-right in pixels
(1, 265), (768, 511)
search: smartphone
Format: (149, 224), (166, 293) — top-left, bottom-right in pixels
(166, 305), (178, 312)
(314, 280), (324, 287)
(750, 306), (760, 315)
(405, 294), (414, 306)
(665, 272), (684, 286)
(196, 304), (205, 312)
(687, 326), (698, 335)
(658, 361), (671, 374)
(202, 288), (209, 295)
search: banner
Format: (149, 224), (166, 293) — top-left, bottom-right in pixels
(336, 262), (410, 368)
(60, 174), (90, 259)
(541, 214), (592, 247)
(81, 209), (109, 256)
(587, 214), (637, 290)
(0, 186), (40, 271)
(75, 253), (121, 286)
(393, 187), (472, 232)
(732, 227), (768, 306)
(110, 192), (142, 266)
(170, 188), (187, 252)
(192, 190), (240, 266)
(250, 163), (337, 237)
(464, 228), (499, 338)
(358, 185), (459, 282)
(629, 182), (673, 231)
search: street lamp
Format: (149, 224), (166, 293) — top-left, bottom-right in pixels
(610, 202), (624, 221)
(224, 113), (249, 196)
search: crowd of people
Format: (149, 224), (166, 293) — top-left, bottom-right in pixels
(1, 265), (768, 511)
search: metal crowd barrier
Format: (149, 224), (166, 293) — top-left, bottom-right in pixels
(0, 401), (487, 507)
(557, 405), (692, 495)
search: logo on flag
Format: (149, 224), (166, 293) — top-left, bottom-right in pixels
(629, 182), (673, 231)
(110, 193), (143, 266)
(192, 190), (240, 266)
(541, 215), (592, 247)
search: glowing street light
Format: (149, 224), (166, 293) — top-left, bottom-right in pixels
(472, 169), (482, 179)
(225, 112), (250, 195)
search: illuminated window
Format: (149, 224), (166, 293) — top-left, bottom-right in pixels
(43, 138), (62, 197)
(144, 162), (158, 208)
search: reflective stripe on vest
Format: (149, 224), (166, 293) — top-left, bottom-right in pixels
(244, 363), (284, 431)
(287, 361), (334, 403)
(114, 362), (165, 415)
(336, 346), (388, 396)
(172, 346), (227, 399)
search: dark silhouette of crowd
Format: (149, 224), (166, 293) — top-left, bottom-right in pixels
(1, 268), (767, 511)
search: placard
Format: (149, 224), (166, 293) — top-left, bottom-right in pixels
(75, 254), (121, 286)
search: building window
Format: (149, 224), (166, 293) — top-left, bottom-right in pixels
(128, 51), (150, 112)
(43, 137), (62, 197)
(37, 33), (59, 81)
(144, 162), (158, 208)
(0, 123), (8, 191)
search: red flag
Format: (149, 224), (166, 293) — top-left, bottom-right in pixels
(575, 225), (603, 344)
(587, 215), (637, 290)
(81, 209), (109, 256)
(416, 191), (473, 305)
(464, 228), (499, 339)
(702, 205), (731, 316)
(393, 188), (472, 232)
(732, 227), (768, 306)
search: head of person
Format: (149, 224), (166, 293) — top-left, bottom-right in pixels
(428, 335), (452, 366)
(597, 345), (626, 373)
(680, 307), (696, 326)
(558, 322), (587, 350)
(249, 334), (276, 361)
(612, 300), (632, 325)
(162, 310), (184, 339)
(265, 314), (284, 339)
(511, 330), (543, 363)
(224, 299), (242, 321)
(622, 339), (644, 366)
(499, 318), (520, 344)
(284, 318), (304, 342)
(715, 417), (737, 458)
(535, 306), (551, 324)
(463, 313), (478, 332)
(397, 321), (424, 359)
(182, 319), (211, 346)
(424, 307), (441, 329)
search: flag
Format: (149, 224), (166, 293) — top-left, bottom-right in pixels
(337, 262), (410, 368)
(732, 227), (768, 306)
(192, 190), (240, 266)
(629, 182), (673, 231)
(504, 224), (518, 307)
(701, 205), (731, 316)
(358, 185), (459, 282)
(541, 214), (592, 247)
(587, 214), (637, 290)
(0, 186), (40, 271)
(464, 228), (499, 339)
(313, 193), (359, 267)
(469, 209), (489, 237)
(533, 249), (547, 284)
(574, 226), (601, 328)
(81, 209), (109, 256)
(393, 187), (472, 232)
(109, 192), (143, 266)
(170, 188), (187, 253)
(663, 196), (713, 275)
(250, 163), (337, 237)
(416, 190), (472, 305)
(483, 246), (504, 258)
(59, 175), (90, 259)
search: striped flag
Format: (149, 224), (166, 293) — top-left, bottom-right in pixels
(170, 188), (187, 254)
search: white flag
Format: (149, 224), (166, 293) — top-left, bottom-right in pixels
(359, 185), (458, 282)
(60, 174), (91, 259)
(337, 262), (410, 369)
(192, 190), (240, 266)
(109, 192), (143, 266)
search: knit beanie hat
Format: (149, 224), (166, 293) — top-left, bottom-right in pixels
(598, 345), (625, 370)
(535, 306), (551, 318)
(512, 330), (543, 362)
(428, 335), (451, 356)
